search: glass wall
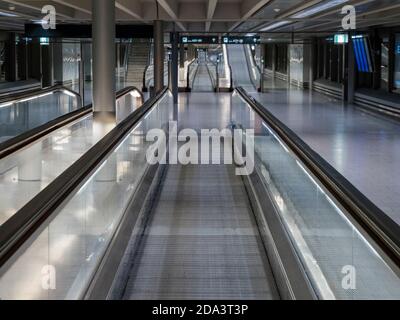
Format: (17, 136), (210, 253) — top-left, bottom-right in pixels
(395, 34), (400, 93)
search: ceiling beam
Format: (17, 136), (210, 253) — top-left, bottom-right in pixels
(206, 0), (218, 32)
(229, 0), (273, 31)
(1, 0), (76, 19)
(157, 0), (186, 31)
(51, 0), (91, 15)
(115, 0), (143, 21)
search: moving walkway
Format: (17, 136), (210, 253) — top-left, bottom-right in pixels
(1, 86), (400, 300)
(0, 85), (84, 156)
(0, 87), (143, 229)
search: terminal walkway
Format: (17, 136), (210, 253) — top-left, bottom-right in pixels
(1, 90), (400, 300)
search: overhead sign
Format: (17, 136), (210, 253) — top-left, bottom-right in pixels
(180, 36), (219, 44)
(222, 36), (260, 45)
(334, 34), (349, 44)
(25, 24), (154, 38)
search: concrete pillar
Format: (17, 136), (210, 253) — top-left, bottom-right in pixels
(17, 39), (28, 81)
(388, 33), (395, 93)
(29, 39), (42, 83)
(179, 43), (185, 68)
(310, 38), (317, 91)
(171, 32), (179, 104)
(154, 20), (164, 93)
(260, 44), (265, 92)
(372, 31), (381, 90)
(42, 42), (54, 88)
(5, 33), (17, 82)
(92, 0), (116, 121)
(271, 44), (277, 78)
(345, 36), (356, 103)
(53, 41), (63, 85)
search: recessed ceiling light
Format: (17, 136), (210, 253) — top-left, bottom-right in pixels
(274, 8), (281, 13)
(8, 5), (15, 11)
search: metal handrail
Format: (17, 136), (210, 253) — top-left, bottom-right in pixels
(0, 87), (166, 268)
(186, 59), (198, 90)
(0, 86), (142, 160)
(236, 87), (400, 268)
(244, 45), (261, 90)
(0, 84), (81, 107)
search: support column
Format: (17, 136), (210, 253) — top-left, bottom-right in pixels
(388, 33), (395, 93)
(17, 38), (28, 81)
(171, 31), (179, 104)
(42, 41), (54, 88)
(29, 38), (42, 84)
(179, 43), (185, 68)
(5, 33), (18, 82)
(271, 44), (277, 79)
(53, 41), (63, 85)
(345, 36), (356, 103)
(154, 20), (164, 94)
(92, 0), (116, 121)
(310, 38), (317, 91)
(260, 44), (265, 92)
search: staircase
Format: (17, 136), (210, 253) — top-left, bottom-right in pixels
(125, 41), (151, 89)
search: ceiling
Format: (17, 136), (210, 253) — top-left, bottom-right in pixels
(0, 0), (399, 35)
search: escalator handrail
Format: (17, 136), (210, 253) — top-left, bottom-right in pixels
(236, 87), (400, 268)
(0, 87), (166, 268)
(186, 59), (198, 89)
(0, 86), (143, 160)
(243, 45), (260, 90)
(0, 85), (81, 107)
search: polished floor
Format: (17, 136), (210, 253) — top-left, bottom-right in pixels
(250, 77), (400, 225)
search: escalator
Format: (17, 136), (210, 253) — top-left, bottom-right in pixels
(0, 86), (83, 149)
(0, 87), (143, 228)
(227, 45), (256, 92)
(191, 52), (214, 92)
(1, 88), (400, 300)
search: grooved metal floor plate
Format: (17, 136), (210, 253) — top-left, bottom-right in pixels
(123, 163), (279, 300)
(121, 93), (279, 300)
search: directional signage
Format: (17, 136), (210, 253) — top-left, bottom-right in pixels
(180, 36), (219, 44)
(222, 36), (260, 45)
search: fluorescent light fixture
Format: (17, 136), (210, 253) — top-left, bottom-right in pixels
(0, 10), (18, 17)
(291, 0), (349, 18)
(260, 20), (290, 32)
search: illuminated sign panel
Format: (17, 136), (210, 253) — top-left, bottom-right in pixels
(180, 36), (219, 44)
(334, 34), (348, 44)
(222, 36), (260, 45)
